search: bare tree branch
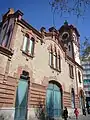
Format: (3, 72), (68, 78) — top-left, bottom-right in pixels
(49, 0), (90, 17)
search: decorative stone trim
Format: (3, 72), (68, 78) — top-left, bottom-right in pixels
(0, 45), (13, 57)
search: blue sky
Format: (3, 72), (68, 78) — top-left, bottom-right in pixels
(0, 0), (90, 44)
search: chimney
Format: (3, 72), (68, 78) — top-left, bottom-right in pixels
(8, 8), (14, 15)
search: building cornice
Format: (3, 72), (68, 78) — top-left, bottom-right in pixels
(18, 19), (42, 38)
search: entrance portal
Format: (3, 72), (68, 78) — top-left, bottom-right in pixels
(46, 82), (62, 119)
(14, 71), (29, 120)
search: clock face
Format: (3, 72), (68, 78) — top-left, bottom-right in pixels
(62, 31), (69, 40)
(72, 32), (77, 41)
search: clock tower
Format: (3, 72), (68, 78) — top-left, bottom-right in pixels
(59, 21), (80, 64)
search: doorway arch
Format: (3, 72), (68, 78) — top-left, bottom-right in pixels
(46, 81), (63, 119)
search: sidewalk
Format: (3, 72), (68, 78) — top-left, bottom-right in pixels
(67, 114), (90, 120)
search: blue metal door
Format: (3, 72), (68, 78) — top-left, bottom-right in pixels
(14, 78), (28, 120)
(46, 83), (62, 118)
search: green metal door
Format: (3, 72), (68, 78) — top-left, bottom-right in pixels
(46, 83), (62, 118)
(14, 78), (28, 120)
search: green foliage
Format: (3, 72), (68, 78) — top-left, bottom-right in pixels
(35, 104), (46, 120)
(81, 37), (90, 61)
(49, 0), (90, 17)
(0, 114), (4, 120)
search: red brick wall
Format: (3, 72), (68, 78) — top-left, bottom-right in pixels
(0, 74), (17, 107)
(0, 73), (80, 109)
(75, 95), (79, 108)
(63, 91), (79, 108)
(28, 83), (46, 107)
(63, 91), (71, 107)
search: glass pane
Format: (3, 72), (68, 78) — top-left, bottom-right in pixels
(58, 56), (61, 70)
(22, 36), (28, 51)
(28, 39), (34, 55)
(0, 20), (8, 44)
(53, 55), (56, 68)
(2, 34), (8, 47)
(49, 52), (51, 66)
(18, 80), (28, 106)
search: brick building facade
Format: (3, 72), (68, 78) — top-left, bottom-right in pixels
(0, 9), (84, 120)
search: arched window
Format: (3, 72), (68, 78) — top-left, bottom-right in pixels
(49, 46), (53, 67)
(49, 46), (61, 71)
(69, 64), (74, 78)
(0, 20), (9, 45)
(71, 88), (75, 108)
(69, 45), (71, 51)
(22, 35), (35, 56)
(78, 71), (81, 83)
(79, 90), (85, 110)
(2, 24), (13, 48)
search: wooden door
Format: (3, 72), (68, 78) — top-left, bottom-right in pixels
(46, 83), (62, 118)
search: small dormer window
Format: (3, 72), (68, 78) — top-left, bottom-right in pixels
(22, 34), (35, 57)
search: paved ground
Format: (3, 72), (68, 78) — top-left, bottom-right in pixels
(68, 114), (90, 120)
